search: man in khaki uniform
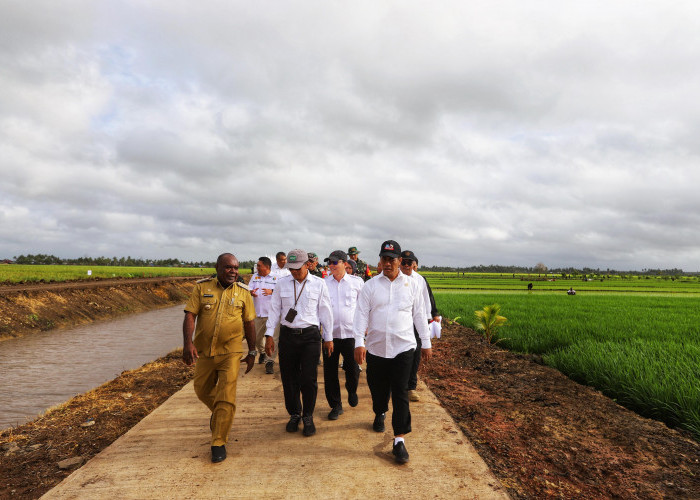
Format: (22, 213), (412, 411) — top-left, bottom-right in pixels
(182, 253), (257, 463)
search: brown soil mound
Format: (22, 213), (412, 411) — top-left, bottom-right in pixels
(424, 322), (700, 499)
(0, 277), (197, 341)
(0, 350), (194, 499)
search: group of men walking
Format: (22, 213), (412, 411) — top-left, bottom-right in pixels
(182, 242), (438, 465)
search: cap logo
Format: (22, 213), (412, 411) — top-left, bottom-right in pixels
(384, 243), (394, 250)
(289, 255), (297, 262)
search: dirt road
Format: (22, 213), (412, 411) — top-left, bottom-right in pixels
(42, 362), (508, 499)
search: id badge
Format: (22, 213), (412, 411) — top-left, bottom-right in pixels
(284, 308), (298, 322)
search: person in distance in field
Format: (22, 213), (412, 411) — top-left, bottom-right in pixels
(182, 253), (257, 463)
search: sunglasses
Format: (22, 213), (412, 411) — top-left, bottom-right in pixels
(401, 259), (413, 266)
(328, 259), (341, 265)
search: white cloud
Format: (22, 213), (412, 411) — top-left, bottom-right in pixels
(0, 1), (699, 269)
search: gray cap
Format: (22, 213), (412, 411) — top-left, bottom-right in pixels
(285, 249), (308, 269)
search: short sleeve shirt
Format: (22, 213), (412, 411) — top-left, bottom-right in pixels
(184, 278), (256, 357)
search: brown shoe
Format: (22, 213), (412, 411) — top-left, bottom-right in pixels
(408, 390), (420, 402)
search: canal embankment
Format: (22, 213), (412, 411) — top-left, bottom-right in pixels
(0, 277), (198, 341)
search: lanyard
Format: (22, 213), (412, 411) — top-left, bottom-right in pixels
(293, 279), (307, 308)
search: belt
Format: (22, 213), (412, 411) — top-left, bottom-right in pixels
(281, 325), (319, 335)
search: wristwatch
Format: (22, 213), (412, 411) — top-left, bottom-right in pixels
(248, 350), (257, 357)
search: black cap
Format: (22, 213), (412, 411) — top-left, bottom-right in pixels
(378, 240), (401, 258)
(324, 250), (348, 262)
(400, 250), (416, 262)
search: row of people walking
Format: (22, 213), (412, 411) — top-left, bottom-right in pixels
(182, 241), (439, 465)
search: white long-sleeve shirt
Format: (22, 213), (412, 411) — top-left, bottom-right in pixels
(405, 270), (432, 322)
(325, 273), (364, 339)
(353, 272), (431, 358)
(270, 264), (291, 279)
(249, 272), (278, 318)
(266, 274), (333, 341)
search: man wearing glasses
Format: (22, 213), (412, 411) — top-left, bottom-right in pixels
(322, 250), (364, 420)
(399, 250), (440, 402)
(265, 249), (333, 437)
(353, 240), (432, 464)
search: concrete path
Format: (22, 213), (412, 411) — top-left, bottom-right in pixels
(43, 361), (509, 499)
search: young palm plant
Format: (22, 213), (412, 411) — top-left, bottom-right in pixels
(474, 304), (507, 344)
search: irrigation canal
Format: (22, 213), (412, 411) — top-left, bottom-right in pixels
(0, 305), (184, 430)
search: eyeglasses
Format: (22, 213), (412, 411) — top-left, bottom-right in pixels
(401, 259), (413, 266)
(328, 259), (341, 265)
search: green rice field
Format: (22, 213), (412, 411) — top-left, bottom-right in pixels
(431, 288), (700, 439)
(422, 271), (700, 293)
(0, 265), (215, 283)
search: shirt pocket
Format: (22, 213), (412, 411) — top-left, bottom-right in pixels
(280, 289), (294, 310)
(226, 297), (245, 317)
(344, 290), (356, 308)
(201, 297), (217, 314)
(396, 289), (413, 312)
(305, 289), (320, 314)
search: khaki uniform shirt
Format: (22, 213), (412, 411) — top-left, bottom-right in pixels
(184, 278), (256, 357)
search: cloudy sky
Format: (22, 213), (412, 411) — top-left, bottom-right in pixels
(1, 1), (699, 270)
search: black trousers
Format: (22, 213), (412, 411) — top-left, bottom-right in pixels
(278, 326), (321, 417)
(366, 349), (414, 436)
(323, 338), (360, 409)
(408, 328), (422, 391)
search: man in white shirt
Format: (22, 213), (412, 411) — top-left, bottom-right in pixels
(270, 251), (291, 278)
(265, 249), (333, 437)
(399, 250), (440, 402)
(353, 240), (432, 464)
(249, 257), (278, 365)
(322, 250), (364, 420)
(265, 251), (290, 373)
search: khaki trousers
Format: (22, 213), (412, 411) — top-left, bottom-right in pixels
(193, 353), (241, 446)
(254, 316), (268, 354)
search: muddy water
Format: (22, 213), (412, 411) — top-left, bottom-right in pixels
(0, 305), (185, 430)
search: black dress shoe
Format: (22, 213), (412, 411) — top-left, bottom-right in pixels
(211, 445), (226, 463)
(392, 441), (409, 464)
(348, 392), (358, 407)
(328, 406), (344, 420)
(286, 414), (301, 432)
(372, 412), (385, 432)
(302, 415), (316, 436)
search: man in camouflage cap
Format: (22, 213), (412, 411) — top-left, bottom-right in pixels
(347, 246), (371, 281)
(307, 252), (323, 278)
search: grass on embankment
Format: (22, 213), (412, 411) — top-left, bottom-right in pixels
(0, 265), (215, 283)
(434, 291), (700, 439)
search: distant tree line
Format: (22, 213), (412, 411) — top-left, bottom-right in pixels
(421, 264), (691, 276)
(12, 254), (216, 268)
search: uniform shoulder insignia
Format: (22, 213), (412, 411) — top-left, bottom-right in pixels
(196, 277), (213, 283)
(236, 282), (250, 291)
